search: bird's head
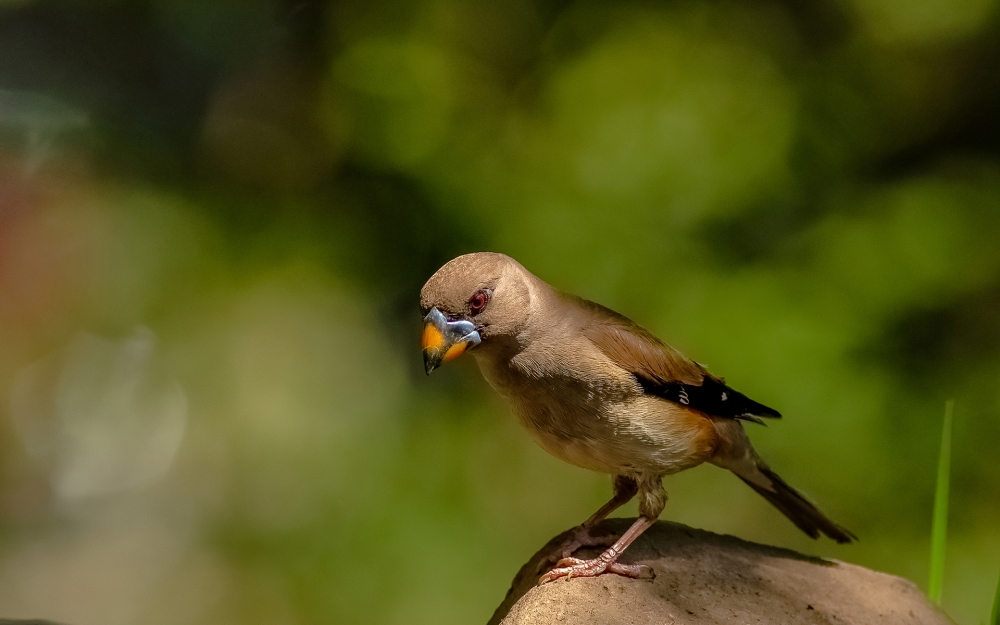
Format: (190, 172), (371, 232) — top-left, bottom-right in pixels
(419, 252), (532, 374)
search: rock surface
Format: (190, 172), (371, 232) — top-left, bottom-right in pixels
(490, 519), (951, 625)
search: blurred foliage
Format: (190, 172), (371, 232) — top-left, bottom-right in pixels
(0, 0), (998, 624)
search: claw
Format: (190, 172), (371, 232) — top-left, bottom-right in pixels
(536, 526), (618, 573)
(539, 559), (605, 584)
(538, 555), (653, 584)
(537, 516), (657, 584)
(608, 561), (654, 579)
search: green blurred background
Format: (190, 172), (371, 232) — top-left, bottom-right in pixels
(0, 0), (998, 623)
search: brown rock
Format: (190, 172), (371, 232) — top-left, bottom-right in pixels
(491, 519), (951, 625)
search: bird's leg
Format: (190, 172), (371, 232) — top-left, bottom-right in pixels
(537, 476), (637, 571)
(538, 474), (664, 584)
(538, 516), (656, 583)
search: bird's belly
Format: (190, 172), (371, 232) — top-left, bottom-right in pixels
(525, 418), (622, 474)
(512, 394), (715, 477)
(474, 353), (715, 476)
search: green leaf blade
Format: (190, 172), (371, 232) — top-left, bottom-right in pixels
(928, 400), (953, 605)
(991, 566), (1000, 625)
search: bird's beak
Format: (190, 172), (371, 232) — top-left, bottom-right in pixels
(421, 307), (481, 374)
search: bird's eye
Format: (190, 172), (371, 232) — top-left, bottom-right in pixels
(469, 289), (490, 315)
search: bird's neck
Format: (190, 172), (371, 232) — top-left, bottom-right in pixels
(473, 333), (525, 368)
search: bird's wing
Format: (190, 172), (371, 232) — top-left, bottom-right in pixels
(571, 295), (781, 422)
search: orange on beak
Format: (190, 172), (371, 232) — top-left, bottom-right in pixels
(422, 307), (481, 374)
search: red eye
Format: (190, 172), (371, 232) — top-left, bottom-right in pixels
(469, 289), (490, 315)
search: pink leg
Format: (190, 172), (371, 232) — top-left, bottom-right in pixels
(538, 515), (656, 584)
(537, 476), (637, 571)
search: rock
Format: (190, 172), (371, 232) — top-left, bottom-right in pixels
(490, 519), (951, 625)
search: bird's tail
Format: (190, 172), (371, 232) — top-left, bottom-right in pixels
(711, 420), (855, 544)
(736, 462), (856, 543)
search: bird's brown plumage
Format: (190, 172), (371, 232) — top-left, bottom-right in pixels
(420, 252), (853, 582)
(569, 294), (706, 386)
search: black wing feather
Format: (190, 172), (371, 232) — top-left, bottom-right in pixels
(635, 374), (781, 423)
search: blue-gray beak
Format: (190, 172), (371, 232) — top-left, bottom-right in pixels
(421, 307), (481, 374)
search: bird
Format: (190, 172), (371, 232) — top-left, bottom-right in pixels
(419, 252), (854, 584)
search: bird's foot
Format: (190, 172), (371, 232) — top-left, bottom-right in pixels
(538, 555), (654, 584)
(536, 525), (618, 573)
